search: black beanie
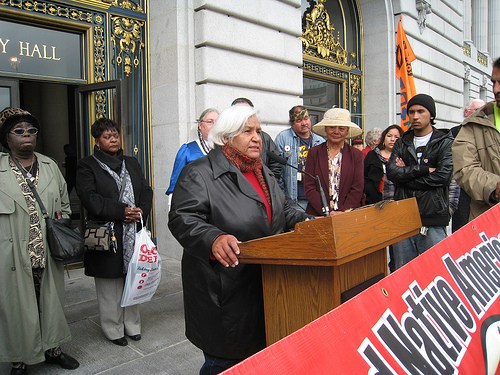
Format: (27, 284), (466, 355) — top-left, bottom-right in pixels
(407, 94), (436, 119)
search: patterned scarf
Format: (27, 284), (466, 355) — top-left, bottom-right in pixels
(93, 155), (136, 273)
(221, 144), (271, 206)
(9, 157), (45, 268)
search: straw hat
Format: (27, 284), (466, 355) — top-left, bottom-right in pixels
(312, 107), (363, 139)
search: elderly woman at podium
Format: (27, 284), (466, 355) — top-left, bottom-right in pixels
(168, 105), (311, 374)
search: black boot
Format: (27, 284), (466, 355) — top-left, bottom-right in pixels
(44, 352), (80, 370)
(10, 363), (27, 375)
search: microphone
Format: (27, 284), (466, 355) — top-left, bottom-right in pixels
(267, 151), (330, 216)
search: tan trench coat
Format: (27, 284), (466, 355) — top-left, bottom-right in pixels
(452, 101), (500, 219)
(0, 152), (72, 364)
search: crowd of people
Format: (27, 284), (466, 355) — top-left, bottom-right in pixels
(167, 55), (500, 372)
(1, 57), (499, 374)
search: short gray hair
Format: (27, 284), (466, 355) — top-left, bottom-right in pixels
(365, 127), (383, 147)
(197, 108), (219, 122)
(208, 106), (259, 147)
(464, 99), (485, 111)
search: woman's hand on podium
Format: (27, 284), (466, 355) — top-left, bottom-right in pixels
(212, 234), (241, 268)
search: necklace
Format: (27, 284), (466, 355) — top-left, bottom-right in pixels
(17, 156), (36, 179)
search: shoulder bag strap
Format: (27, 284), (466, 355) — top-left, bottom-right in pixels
(11, 157), (49, 219)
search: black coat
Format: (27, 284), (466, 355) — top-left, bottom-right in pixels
(260, 131), (282, 180)
(386, 128), (453, 227)
(76, 149), (153, 278)
(364, 149), (384, 204)
(168, 147), (308, 360)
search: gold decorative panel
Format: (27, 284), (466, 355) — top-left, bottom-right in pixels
(349, 73), (360, 112)
(477, 51), (488, 67)
(463, 42), (471, 58)
(300, 0), (354, 67)
(110, 15), (144, 76)
(303, 60), (348, 80)
(107, 0), (143, 12)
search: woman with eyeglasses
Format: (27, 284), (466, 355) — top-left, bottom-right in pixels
(76, 118), (153, 347)
(166, 108), (219, 195)
(0, 107), (79, 374)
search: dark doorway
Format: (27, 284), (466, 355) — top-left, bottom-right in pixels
(3, 79), (80, 217)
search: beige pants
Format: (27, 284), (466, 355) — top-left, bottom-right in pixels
(94, 277), (141, 340)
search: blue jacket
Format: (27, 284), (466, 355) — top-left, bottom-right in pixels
(166, 141), (204, 195)
(274, 128), (324, 202)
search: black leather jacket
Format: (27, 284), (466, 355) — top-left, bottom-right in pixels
(386, 128), (453, 227)
(168, 147), (308, 359)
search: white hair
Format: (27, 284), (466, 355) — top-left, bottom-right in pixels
(208, 106), (259, 147)
(365, 127), (383, 147)
(465, 98), (485, 111)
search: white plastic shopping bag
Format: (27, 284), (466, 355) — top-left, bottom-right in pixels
(121, 217), (161, 307)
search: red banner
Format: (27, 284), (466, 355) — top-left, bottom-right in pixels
(224, 204), (500, 374)
(396, 16), (417, 132)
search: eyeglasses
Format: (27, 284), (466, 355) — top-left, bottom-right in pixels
(10, 127), (38, 136)
(200, 120), (216, 125)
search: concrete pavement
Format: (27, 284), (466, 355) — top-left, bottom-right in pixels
(0, 255), (204, 374)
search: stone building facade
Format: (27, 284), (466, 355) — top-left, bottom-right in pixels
(150, 0), (498, 257)
(0, 0), (497, 257)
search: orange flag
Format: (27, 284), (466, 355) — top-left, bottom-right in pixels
(396, 16), (416, 131)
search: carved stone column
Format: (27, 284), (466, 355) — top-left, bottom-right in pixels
(489, 0), (500, 60)
(463, 0), (472, 42)
(472, 0), (488, 53)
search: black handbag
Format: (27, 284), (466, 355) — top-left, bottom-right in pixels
(13, 158), (84, 264)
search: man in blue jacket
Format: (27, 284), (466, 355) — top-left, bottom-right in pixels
(275, 105), (324, 211)
(387, 94), (453, 269)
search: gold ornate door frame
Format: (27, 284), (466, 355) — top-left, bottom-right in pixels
(300, 0), (362, 128)
(0, 0), (150, 176)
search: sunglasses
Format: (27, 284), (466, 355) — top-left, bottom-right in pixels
(10, 127), (38, 136)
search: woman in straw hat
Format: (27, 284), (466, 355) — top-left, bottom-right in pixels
(304, 107), (364, 216)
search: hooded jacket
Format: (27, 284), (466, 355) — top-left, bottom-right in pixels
(386, 127), (453, 227)
(452, 101), (500, 219)
(168, 147), (308, 360)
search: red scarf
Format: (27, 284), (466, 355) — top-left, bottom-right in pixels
(222, 144), (271, 206)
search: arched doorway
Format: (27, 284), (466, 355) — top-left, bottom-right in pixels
(300, 0), (362, 128)
(300, 0), (397, 131)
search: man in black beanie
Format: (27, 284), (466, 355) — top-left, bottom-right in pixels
(387, 93), (453, 269)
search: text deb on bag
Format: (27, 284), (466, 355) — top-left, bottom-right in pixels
(121, 214), (161, 307)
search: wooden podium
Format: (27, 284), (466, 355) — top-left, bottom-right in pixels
(238, 198), (421, 345)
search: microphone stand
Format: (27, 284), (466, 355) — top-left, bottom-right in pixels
(267, 151), (330, 216)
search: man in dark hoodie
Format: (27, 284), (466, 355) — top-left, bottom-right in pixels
(387, 94), (453, 269)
